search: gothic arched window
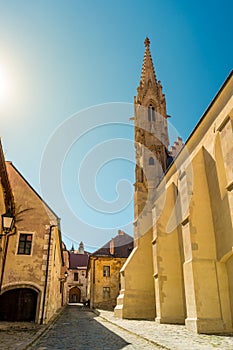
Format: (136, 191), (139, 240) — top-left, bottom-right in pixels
(148, 104), (155, 121)
(149, 157), (154, 165)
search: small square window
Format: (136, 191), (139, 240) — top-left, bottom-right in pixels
(17, 234), (33, 255)
(103, 287), (110, 299)
(74, 272), (79, 281)
(103, 266), (110, 277)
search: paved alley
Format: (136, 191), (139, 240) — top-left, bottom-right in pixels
(1, 305), (233, 349)
(0, 322), (42, 350)
(27, 305), (162, 350)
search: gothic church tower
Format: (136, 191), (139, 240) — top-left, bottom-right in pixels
(114, 38), (170, 319)
(134, 37), (169, 237)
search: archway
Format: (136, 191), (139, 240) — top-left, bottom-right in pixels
(0, 288), (38, 321)
(69, 287), (81, 303)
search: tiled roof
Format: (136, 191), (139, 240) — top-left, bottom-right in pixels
(0, 140), (14, 214)
(69, 253), (89, 269)
(6, 161), (59, 221)
(92, 231), (133, 258)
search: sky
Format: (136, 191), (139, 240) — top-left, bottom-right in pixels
(0, 0), (232, 251)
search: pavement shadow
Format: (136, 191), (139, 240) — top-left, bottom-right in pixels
(30, 305), (130, 350)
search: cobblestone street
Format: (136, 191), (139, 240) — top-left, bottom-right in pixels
(27, 305), (161, 350)
(0, 322), (42, 350)
(99, 309), (233, 350)
(1, 305), (233, 349)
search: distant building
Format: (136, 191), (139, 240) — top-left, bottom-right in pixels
(61, 242), (69, 305)
(67, 242), (89, 303)
(170, 137), (184, 158)
(0, 140), (67, 324)
(87, 230), (133, 310)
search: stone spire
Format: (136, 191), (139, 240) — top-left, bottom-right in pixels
(140, 37), (157, 90)
(135, 37), (166, 119)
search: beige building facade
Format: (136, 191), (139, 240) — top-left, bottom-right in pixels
(115, 38), (233, 334)
(67, 242), (89, 303)
(0, 144), (67, 324)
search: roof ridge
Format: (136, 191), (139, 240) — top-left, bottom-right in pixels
(0, 140), (15, 214)
(6, 161), (60, 221)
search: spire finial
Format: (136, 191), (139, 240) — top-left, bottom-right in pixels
(139, 37), (156, 90)
(144, 37), (150, 47)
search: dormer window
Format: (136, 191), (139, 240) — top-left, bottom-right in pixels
(148, 104), (155, 121)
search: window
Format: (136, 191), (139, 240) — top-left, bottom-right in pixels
(148, 105), (155, 122)
(103, 266), (110, 277)
(103, 287), (110, 299)
(74, 272), (79, 281)
(149, 157), (154, 165)
(17, 233), (32, 255)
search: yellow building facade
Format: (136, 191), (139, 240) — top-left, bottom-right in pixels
(88, 230), (133, 310)
(115, 38), (233, 334)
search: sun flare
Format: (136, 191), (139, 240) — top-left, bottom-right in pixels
(0, 67), (8, 103)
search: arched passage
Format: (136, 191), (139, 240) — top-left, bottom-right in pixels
(69, 287), (81, 303)
(0, 288), (38, 321)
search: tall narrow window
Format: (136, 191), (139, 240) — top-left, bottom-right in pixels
(103, 287), (110, 299)
(151, 106), (155, 121)
(74, 272), (79, 281)
(148, 107), (151, 121)
(103, 266), (110, 277)
(148, 105), (155, 121)
(149, 157), (154, 165)
(17, 233), (32, 255)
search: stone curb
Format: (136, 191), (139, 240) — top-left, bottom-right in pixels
(92, 308), (170, 350)
(16, 305), (67, 350)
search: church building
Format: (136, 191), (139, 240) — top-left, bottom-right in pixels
(114, 38), (233, 334)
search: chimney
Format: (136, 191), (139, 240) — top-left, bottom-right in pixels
(110, 238), (114, 255)
(118, 230), (124, 235)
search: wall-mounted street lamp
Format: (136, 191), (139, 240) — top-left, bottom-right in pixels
(59, 271), (68, 281)
(1, 211), (14, 236)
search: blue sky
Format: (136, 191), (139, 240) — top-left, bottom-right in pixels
(0, 1), (232, 251)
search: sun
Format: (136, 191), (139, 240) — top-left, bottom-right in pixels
(0, 67), (8, 103)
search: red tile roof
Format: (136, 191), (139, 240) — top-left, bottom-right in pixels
(69, 253), (89, 269)
(92, 231), (133, 258)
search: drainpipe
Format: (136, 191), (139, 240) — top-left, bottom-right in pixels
(0, 231), (15, 294)
(91, 257), (97, 308)
(40, 225), (55, 324)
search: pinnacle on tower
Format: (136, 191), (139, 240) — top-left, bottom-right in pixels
(140, 37), (157, 90)
(78, 241), (84, 254)
(136, 37), (167, 120)
(144, 37), (150, 47)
